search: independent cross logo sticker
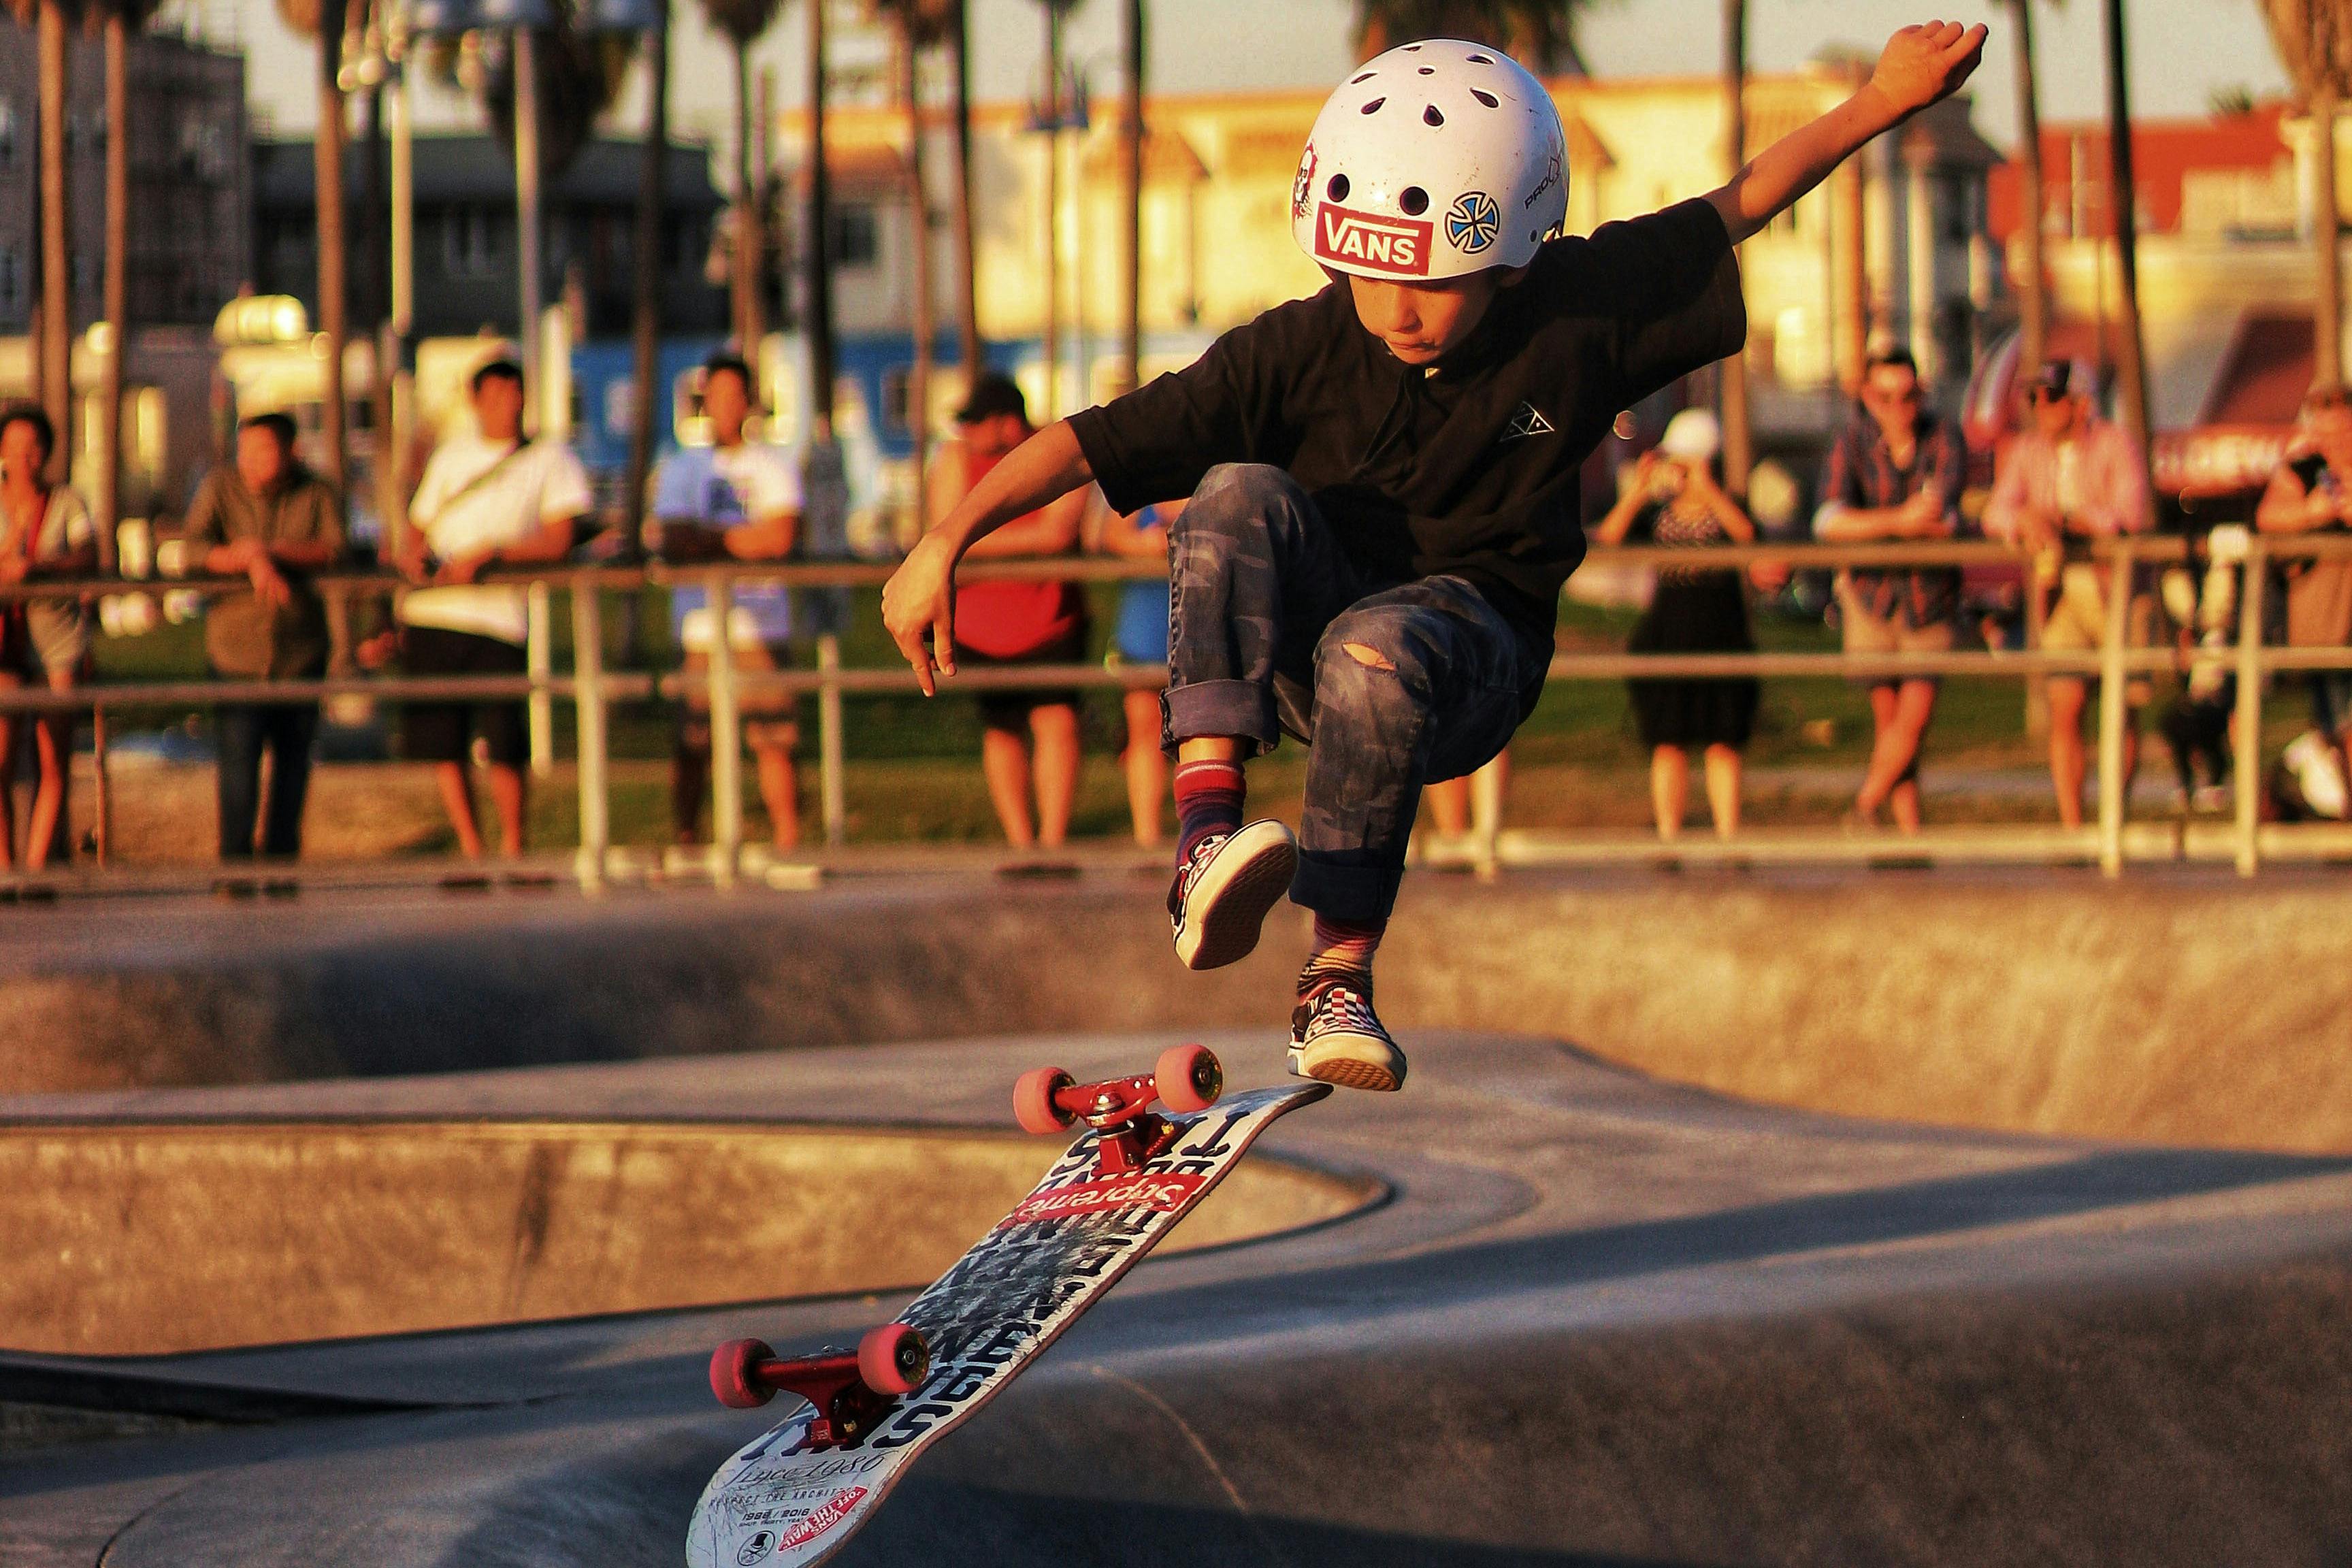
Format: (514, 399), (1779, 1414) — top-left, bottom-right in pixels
(1446, 191), (1500, 255)
(1501, 402), (1556, 441)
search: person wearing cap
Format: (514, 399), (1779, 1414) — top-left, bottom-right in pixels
(923, 373), (1091, 850)
(1593, 408), (1761, 840)
(882, 22), (1986, 1092)
(1982, 356), (2152, 829)
(396, 357), (588, 860)
(182, 409), (346, 863)
(1814, 342), (1967, 832)
(651, 353), (804, 855)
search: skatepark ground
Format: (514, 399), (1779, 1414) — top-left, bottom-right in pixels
(6, 865), (2352, 1564)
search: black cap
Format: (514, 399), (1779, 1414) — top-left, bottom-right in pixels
(2028, 357), (2087, 398)
(953, 372), (1027, 425)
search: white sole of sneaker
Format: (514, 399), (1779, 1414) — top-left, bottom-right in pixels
(1287, 1045), (1403, 1093)
(1174, 821), (1298, 972)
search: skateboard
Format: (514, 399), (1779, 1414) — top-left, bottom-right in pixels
(687, 1045), (1328, 1568)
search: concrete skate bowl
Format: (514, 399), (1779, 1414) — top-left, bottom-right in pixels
(0, 1118), (1377, 1356)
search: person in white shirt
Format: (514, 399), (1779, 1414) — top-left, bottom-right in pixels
(396, 358), (586, 859)
(650, 354), (802, 851)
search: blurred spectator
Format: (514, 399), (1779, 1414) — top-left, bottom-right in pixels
(651, 354), (803, 853)
(2255, 382), (2352, 787)
(0, 405), (95, 869)
(2156, 524), (2247, 813)
(1592, 408), (1759, 841)
(925, 373), (1089, 850)
(1813, 344), (1965, 832)
(1097, 495), (1177, 847)
(1424, 753), (1509, 841)
(1982, 358), (2151, 829)
(183, 410), (345, 862)
(395, 358), (586, 860)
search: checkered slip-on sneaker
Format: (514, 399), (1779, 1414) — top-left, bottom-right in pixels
(1167, 819), (1298, 971)
(1288, 971), (1407, 1093)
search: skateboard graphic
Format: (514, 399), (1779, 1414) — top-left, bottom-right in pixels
(687, 1045), (1328, 1568)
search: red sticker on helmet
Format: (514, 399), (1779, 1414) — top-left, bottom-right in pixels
(1313, 203), (1434, 277)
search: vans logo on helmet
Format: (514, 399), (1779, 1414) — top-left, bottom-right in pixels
(1315, 203), (1434, 276)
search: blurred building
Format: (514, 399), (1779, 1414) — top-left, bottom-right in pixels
(781, 63), (2002, 464)
(250, 134), (728, 341)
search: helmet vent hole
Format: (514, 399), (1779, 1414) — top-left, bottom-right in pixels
(1417, 66), (1434, 75)
(1350, 71), (1375, 84)
(1472, 88), (1499, 108)
(1399, 186), (1428, 216)
(1467, 52), (1495, 65)
(1402, 43), (1421, 50)
(1327, 174), (1351, 201)
(1360, 98), (1385, 115)
(1422, 104), (1445, 127)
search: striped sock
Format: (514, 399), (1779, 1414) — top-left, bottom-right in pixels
(1173, 760), (1245, 864)
(1301, 914), (1385, 988)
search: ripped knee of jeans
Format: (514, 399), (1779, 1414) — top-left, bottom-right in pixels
(1341, 641), (1397, 674)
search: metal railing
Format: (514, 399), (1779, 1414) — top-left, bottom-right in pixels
(8, 534), (2351, 882)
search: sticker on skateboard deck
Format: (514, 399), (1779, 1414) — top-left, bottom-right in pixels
(687, 1046), (1327, 1568)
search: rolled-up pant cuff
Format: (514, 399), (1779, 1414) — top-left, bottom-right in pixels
(1290, 855), (1405, 923)
(1164, 678), (1280, 754)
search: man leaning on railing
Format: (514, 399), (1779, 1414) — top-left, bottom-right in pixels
(1981, 357), (2152, 831)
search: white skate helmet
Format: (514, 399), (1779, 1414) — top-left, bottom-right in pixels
(1292, 39), (1568, 283)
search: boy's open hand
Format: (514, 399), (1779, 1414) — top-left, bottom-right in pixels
(1868, 20), (1989, 119)
(882, 530), (960, 697)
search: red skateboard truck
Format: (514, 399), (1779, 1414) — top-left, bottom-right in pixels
(1012, 1044), (1223, 1177)
(708, 1322), (930, 1447)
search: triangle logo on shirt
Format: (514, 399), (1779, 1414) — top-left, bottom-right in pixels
(1500, 401), (1556, 442)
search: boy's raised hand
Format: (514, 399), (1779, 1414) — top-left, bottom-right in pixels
(882, 529), (959, 697)
(1867, 20), (1989, 119)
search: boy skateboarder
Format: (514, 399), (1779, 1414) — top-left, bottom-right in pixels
(884, 20), (1987, 1092)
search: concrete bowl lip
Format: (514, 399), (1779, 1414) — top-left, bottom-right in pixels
(0, 1111), (1395, 1373)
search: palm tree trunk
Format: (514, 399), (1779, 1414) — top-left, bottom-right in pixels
(2316, 82), (2342, 387)
(1717, 0), (1750, 497)
(900, 22), (931, 536)
(732, 33), (760, 348)
(804, 0), (833, 432)
(514, 24), (543, 427)
(626, 0), (668, 555)
(1121, 0), (1142, 398)
(35, 0), (69, 485)
(1039, 0), (1060, 420)
(2100, 0), (2151, 509)
(316, 0), (349, 500)
(2008, 0), (2047, 374)
(97, 3), (127, 570)
(949, 0), (980, 381)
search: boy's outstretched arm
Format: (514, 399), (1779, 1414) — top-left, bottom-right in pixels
(881, 419), (1094, 695)
(1705, 19), (1987, 245)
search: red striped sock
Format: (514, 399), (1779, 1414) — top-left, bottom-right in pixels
(1302, 914), (1384, 985)
(1173, 760), (1245, 864)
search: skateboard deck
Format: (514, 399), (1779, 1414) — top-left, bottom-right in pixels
(687, 1068), (1328, 1568)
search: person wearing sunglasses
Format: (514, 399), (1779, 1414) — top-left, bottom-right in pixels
(1813, 344), (1966, 832)
(1982, 357), (2152, 828)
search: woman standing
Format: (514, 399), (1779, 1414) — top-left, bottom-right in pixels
(1592, 408), (1761, 841)
(0, 407), (97, 869)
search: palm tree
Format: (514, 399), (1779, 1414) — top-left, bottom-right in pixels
(2007, 0), (2048, 374)
(1120, 0), (1141, 397)
(96, 0), (161, 564)
(1352, 0), (1591, 72)
(2099, 0), (2150, 485)
(947, 0), (979, 380)
(625, 0), (670, 557)
(870, 1), (950, 508)
(7, 0), (77, 483)
(2260, 0), (2352, 386)
(275, 0), (352, 499)
(698, 0), (786, 349)
(1718, 0), (1748, 498)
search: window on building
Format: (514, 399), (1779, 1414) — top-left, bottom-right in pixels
(830, 203), (879, 270)
(880, 366), (912, 436)
(0, 246), (21, 316)
(0, 99), (17, 172)
(443, 208), (502, 279)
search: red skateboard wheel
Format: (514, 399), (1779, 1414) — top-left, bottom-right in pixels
(858, 1321), (930, 1396)
(710, 1337), (777, 1409)
(1155, 1044), (1223, 1113)
(1013, 1066), (1079, 1135)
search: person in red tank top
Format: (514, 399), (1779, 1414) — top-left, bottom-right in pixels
(924, 376), (1092, 848)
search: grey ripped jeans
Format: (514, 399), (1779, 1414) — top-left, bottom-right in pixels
(1162, 464), (1548, 922)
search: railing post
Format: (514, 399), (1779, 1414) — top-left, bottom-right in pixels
(818, 631), (847, 847)
(570, 574), (608, 891)
(525, 580), (555, 779)
(2234, 537), (2266, 877)
(2095, 541), (2131, 877)
(706, 573), (742, 887)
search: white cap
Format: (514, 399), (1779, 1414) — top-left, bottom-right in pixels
(1657, 407), (1722, 463)
(1292, 39), (1568, 283)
